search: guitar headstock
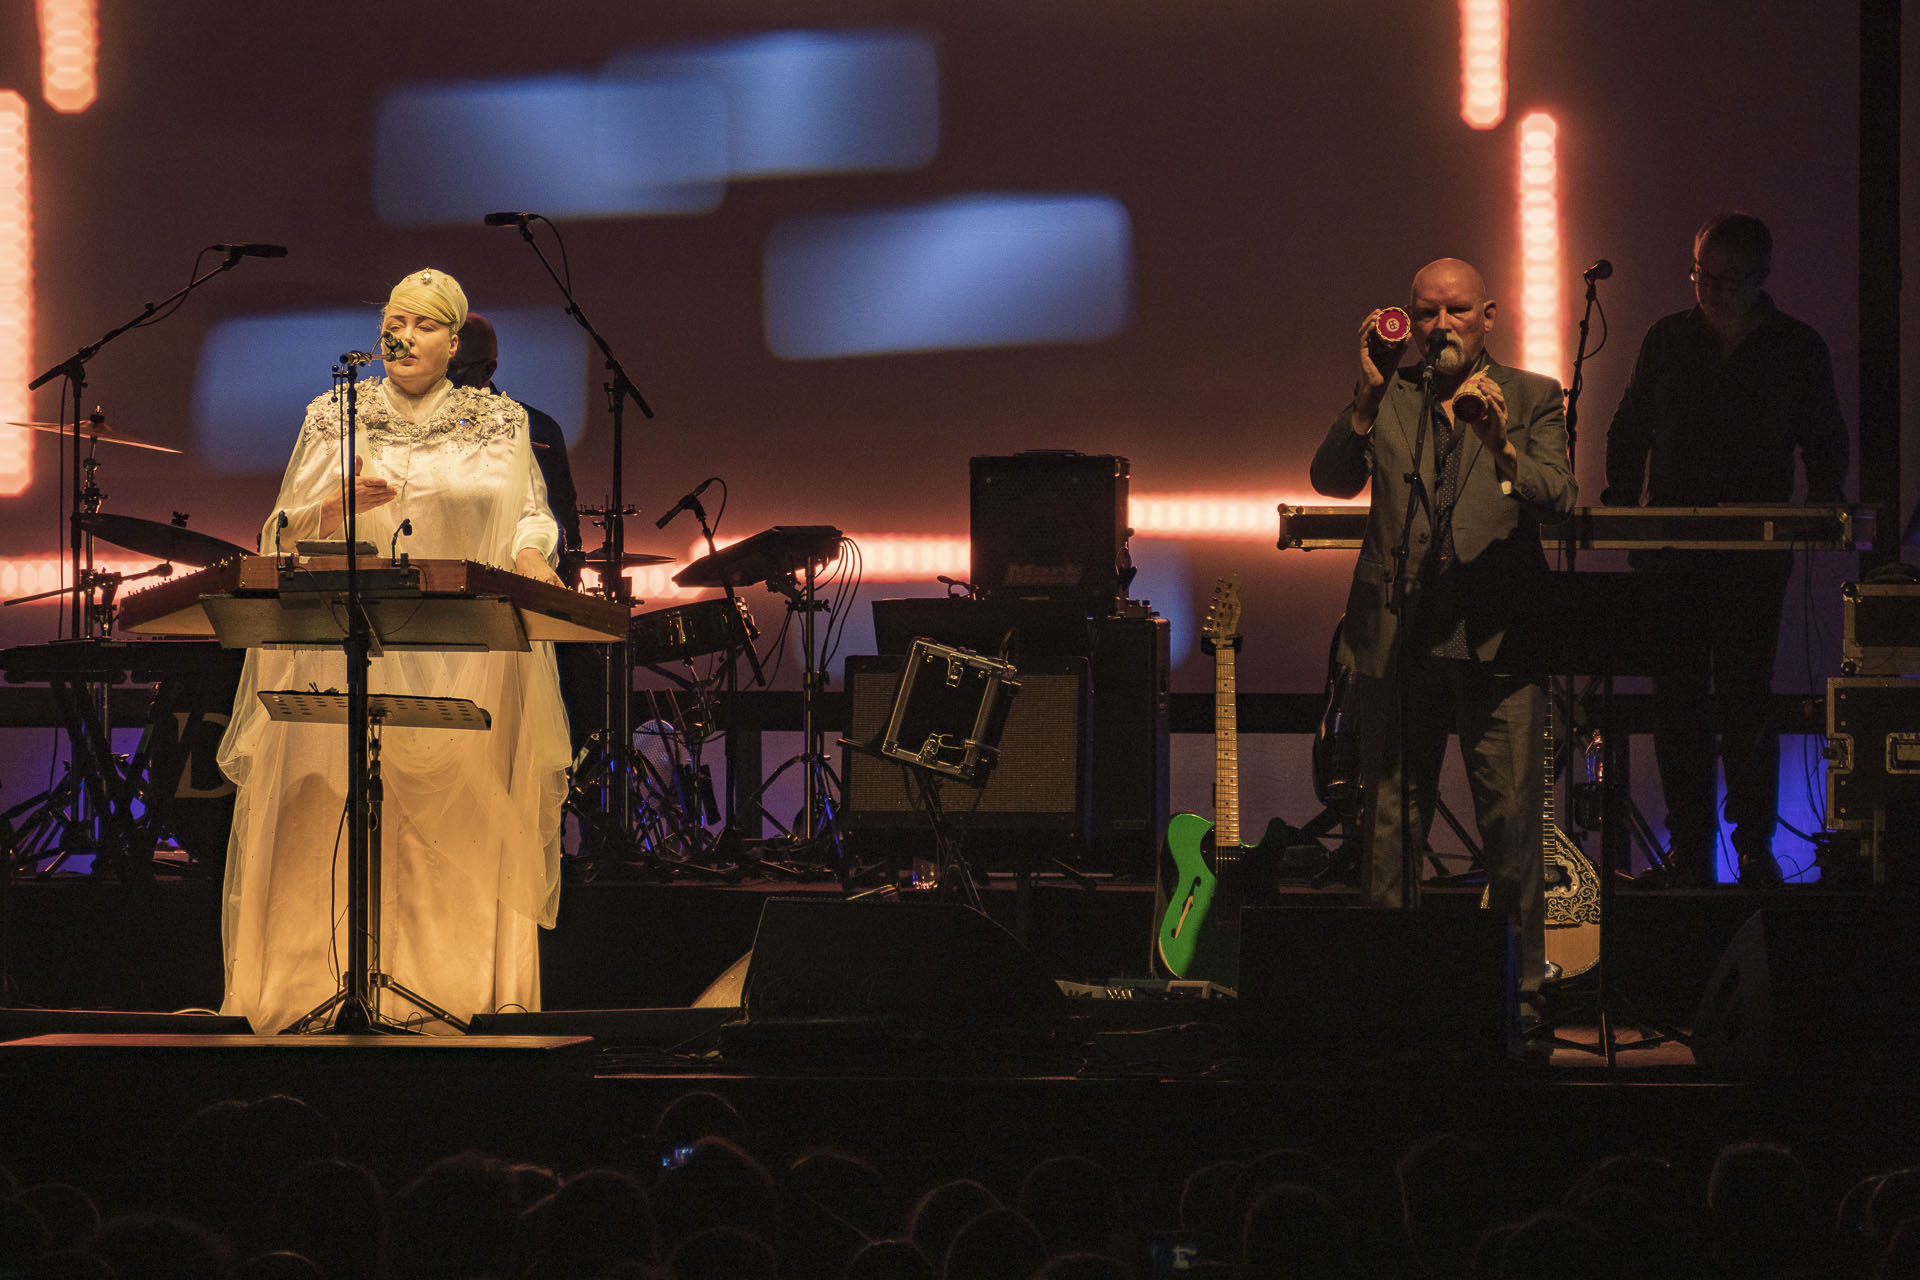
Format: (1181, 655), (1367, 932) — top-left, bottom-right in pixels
(1203, 575), (1242, 646)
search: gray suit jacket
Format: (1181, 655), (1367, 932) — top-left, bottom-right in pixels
(1311, 355), (1576, 677)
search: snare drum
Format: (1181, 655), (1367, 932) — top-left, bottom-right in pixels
(629, 596), (758, 665)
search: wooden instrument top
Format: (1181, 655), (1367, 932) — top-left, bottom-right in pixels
(117, 556), (631, 645)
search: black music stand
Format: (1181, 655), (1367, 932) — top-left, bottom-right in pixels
(261, 690), (491, 1034)
(1496, 570), (1684, 1066)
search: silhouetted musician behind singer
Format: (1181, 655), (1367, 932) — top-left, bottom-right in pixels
(1602, 212), (1851, 887)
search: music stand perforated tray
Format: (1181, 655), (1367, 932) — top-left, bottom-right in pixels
(257, 690), (491, 731)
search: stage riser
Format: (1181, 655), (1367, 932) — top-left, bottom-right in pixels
(0, 877), (1863, 1026)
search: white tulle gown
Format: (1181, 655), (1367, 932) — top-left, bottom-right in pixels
(217, 379), (570, 1033)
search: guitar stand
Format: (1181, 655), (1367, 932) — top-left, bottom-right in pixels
(1524, 674), (1686, 1068)
(1419, 796), (1488, 886)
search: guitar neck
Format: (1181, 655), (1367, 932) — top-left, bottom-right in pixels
(1215, 642), (1239, 849)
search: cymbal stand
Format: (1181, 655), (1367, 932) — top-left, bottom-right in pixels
(494, 215), (657, 857)
(732, 558), (848, 886)
(26, 248), (274, 871)
(1, 566), (174, 878)
(569, 500), (648, 863)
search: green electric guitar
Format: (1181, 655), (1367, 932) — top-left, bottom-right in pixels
(1158, 577), (1246, 981)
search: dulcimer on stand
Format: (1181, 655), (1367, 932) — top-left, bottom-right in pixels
(117, 555), (631, 647)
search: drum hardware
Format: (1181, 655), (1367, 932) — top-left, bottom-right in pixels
(676, 525), (849, 885)
(561, 546), (675, 577)
(0, 639), (238, 883)
(15, 246), (274, 907)
(561, 517), (765, 878)
(493, 215), (662, 876)
(78, 511), (250, 567)
(7, 416), (182, 454)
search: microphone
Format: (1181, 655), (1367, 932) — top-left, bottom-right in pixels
(339, 349), (383, 367)
(380, 331), (412, 361)
(654, 477), (718, 530)
(213, 243), (288, 258)
(1583, 259), (1613, 281)
(1421, 329), (1451, 369)
(391, 518), (413, 561)
(483, 211), (537, 227)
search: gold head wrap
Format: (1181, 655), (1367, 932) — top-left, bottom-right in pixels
(385, 267), (468, 328)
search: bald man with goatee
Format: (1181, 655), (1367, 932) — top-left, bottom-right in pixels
(1312, 258), (1577, 1037)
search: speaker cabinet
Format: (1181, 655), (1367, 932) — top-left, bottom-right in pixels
(1690, 904), (1920, 1077)
(845, 613), (1168, 878)
(734, 897), (1063, 1038)
(1236, 907), (1516, 1063)
(970, 453), (1129, 615)
(1087, 615), (1170, 878)
(841, 655), (1089, 837)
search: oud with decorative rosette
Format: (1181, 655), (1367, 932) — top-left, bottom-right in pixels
(1480, 706), (1601, 980)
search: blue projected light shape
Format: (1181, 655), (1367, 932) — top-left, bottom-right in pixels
(765, 195), (1133, 359)
(605, 29), (939, 178)
(374, 76), (727, 227)
(192, 307), (588, 473)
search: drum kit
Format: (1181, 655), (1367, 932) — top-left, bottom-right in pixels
(0, 415), (251, 882)
(0, 413), (852, 886)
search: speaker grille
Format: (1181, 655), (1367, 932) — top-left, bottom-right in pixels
(969, 453), (1128, 613)
(841, 656), (1088, 828)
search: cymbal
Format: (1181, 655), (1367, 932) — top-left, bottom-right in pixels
(7, 418), (182, 454)
(79, 512), (250, 566)
(563, 548), (676, 569)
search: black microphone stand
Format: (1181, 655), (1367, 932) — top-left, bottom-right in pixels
(26, 247), (269, 861)
(1386, 337), (1447, 915)
(1532, 266), (1677, 1066)
(495, 216), (654, 847)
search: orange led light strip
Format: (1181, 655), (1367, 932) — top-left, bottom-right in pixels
(1459, 0), (1507, 129)
(0, 556), (160, 600)
(1517, 112), (1565, 384)
(37, 0), (99, 114)
(0, 93), (29, 498)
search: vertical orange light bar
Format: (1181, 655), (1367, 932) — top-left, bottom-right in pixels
(1517, 112), (1564, 384)
(0, 93), (31, 498)
(37, 0), (99, 114)
(1459, 0), (1507, 129)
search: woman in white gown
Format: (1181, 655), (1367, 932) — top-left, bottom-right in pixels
(217, 268), (572, 1033)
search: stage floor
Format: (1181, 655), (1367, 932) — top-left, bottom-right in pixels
(1, 867), (1910, 1216)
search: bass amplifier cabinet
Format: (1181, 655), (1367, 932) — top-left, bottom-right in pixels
(970, 452), (1130, 616)
(841, 614), (1169, 877)
(841, 654), (1090, 834)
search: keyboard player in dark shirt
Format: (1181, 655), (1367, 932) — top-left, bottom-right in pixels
(1602, 212), (1850, 887)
